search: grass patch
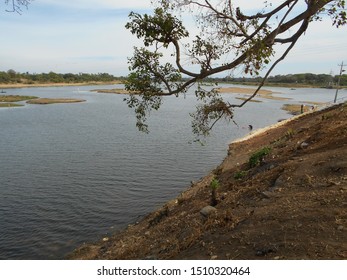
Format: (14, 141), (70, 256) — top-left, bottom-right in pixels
(284, 128), (295, 139)
(210, 177), (220, 206)
(0, 95), (38, 102)
(0, 103), (24, 107)
(249, 147), (271, 168)
(234, 170), (248, 180)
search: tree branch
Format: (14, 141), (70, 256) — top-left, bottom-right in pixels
(231, 18), (310, 109)
(5, 0), (32, 14)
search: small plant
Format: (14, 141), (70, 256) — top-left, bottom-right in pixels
(210, 177), (220, 206)
(321, 113), (332, 120)
(284, 128), (295, 139)
(248, 147), (271, 168)
(234, 170), (248, 180)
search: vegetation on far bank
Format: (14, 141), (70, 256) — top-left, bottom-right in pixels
(1, 70), (346, 89)
(0, 70), (124, 85)
(205, 73), (347, 88)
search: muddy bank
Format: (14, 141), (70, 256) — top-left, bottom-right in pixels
(68, 102), (347, 260)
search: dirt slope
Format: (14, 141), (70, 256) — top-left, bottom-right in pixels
(68, 102), (347, 260)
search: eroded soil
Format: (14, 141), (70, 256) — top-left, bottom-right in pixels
(68, 102), (347, 260)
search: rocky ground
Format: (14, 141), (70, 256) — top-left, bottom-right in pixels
(68, 102), (347, 260)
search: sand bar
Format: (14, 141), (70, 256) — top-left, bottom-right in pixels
(216, 86), (274, 95)
(26, 98), (86, 104)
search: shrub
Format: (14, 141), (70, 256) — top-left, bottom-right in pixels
(210, 177), (220, 206)
(234, 170), (248, 180)
(249, 147), (271, 168)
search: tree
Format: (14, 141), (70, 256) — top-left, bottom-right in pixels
(3, 0), (33, 14)
(125, 0), (346, 138)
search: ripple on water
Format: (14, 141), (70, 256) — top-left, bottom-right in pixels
(3, 85), (325, 259)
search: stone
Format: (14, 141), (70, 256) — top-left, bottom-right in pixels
(272, 174), (285, 190)
(144, 255), (157, 260)
(200, 206), (217, 217)
(300, 141), (309, 149)
(337, 225), (344, 231)
(261, 191), (273, 199)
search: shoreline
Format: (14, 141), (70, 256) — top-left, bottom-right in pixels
(0, 81), (123, 89)
(2, 81), (345, 90)
(68, 101), (347, 260)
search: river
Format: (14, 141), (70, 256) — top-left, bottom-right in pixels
(0, 84), (345, 259)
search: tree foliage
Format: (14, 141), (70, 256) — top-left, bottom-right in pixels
(224, 72), (346, 86)
(125, 0), (346, 137)
(0, 70), (121, 84)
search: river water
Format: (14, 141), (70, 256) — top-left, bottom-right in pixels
(0, 84), (345, 259)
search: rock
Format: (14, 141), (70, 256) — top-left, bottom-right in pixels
(148, 206), (169, 227)
(271, 174), (285, 190)
(102, 237), (109, 242)
(261, 191), (273, 199)
(144, 255), (157, 260)
(256, 248), (275, 256)
(300, 141), (309, 149)
(200, 206), (217, 217)
(337, 225), (344, 231)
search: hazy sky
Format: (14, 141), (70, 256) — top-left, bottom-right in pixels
(0, 0), (346, 76)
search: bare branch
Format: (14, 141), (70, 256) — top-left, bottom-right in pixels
(4, 0), (33, 14)
(232, 18), (310, 109)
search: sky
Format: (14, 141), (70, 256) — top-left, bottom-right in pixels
(0, 0), (346, 77)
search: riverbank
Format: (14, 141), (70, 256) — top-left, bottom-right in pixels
(0, 81), (122, 89)
(68, 101), (347, 260)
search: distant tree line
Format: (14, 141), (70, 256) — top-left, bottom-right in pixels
(1, 70), (346, 87)
(210, 73), (347, 87)
(0, 70), (124, 84)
